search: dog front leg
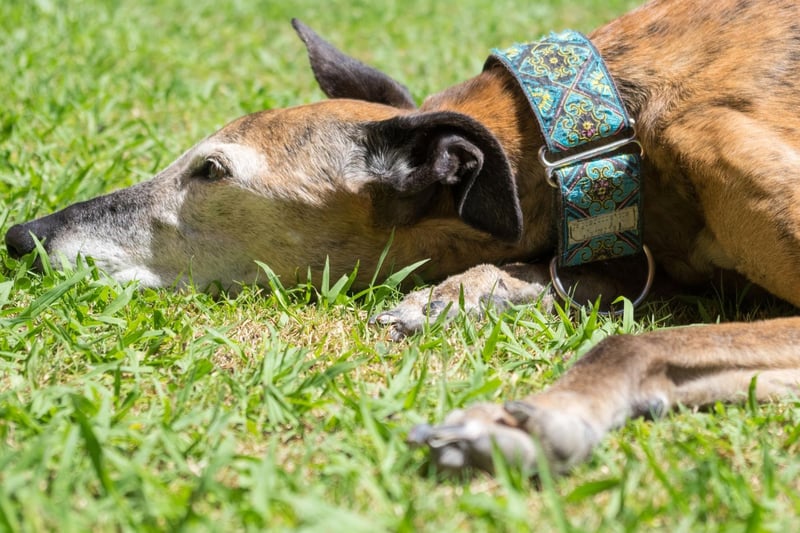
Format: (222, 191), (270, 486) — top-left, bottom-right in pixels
(371, 263), (552, 340)
(410, 317), (800, 475)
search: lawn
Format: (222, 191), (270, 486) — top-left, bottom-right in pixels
(2, 0), (799, 531)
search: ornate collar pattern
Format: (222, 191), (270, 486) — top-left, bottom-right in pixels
(486, 30), (644, 269)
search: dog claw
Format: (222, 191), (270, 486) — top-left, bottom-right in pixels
(371, 313), (413, 341)
(369, 311), (396, 326)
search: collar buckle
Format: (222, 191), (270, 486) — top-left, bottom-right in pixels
(539, 120), (644, 188)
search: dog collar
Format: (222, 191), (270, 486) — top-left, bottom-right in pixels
(486, 30), (653, 307)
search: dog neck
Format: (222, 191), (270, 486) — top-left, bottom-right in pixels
(419, 25), (655, 260)
(420, 71), (647, 262)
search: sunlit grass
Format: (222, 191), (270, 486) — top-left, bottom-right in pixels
(1, 0), (798, 530)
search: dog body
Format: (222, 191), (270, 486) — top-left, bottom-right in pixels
(6, 0), (800, 473)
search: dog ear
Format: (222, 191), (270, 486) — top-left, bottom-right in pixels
(364, 112), (523, 241)
(292, 19), (417, 110)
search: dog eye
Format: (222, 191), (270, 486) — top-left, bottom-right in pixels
(196, 157), (229, 181)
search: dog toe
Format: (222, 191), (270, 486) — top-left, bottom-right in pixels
(369, 295), (448, 338)
(410, 405), (539, 474)
(369, 311), (398, 326)
(370, 310), (417, 339)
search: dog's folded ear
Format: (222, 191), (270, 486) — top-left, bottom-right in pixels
(364, 111), (523, 241)
(292, 19), (417, 110)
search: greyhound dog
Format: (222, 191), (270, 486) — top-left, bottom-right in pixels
(5, 0), (800, 474)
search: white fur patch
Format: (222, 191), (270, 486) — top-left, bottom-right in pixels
(194, 141), (269, 188)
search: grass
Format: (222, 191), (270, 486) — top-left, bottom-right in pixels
(1, 0), (799, 530)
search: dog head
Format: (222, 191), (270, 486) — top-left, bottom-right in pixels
(4, 20), (525, 290)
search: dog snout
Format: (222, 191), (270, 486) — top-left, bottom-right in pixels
(5, 223), (40, 259)
(4, 212), (61, 260)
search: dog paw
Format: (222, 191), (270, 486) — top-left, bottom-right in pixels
(370, 264), (550, 339)
(407, 403), (538, 473)
(409, 399), (599, 475)
(370, 290), (460, 340)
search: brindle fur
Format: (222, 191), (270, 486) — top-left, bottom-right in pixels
(5, 0), (800, 474)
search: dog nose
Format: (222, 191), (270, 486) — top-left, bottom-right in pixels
(5, 223), (38, 259)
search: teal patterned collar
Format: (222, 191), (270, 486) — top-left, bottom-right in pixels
(486, 30), (653, 308)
